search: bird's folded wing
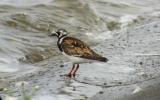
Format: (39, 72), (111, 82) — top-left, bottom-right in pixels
(61, 37), (107, 62)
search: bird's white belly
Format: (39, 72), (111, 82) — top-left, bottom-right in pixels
(62, 52), (92, 63)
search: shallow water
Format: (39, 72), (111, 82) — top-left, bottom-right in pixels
(0, 0), (159, 73)
(0, 1), (160, 100)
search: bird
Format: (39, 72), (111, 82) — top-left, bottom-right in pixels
(49, 29), (108, 78)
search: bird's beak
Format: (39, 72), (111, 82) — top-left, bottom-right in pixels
(48, 31), (57, 37)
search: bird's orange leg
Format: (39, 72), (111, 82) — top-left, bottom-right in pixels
(67, 64), (75, 78)
(72, 64), (79, 78)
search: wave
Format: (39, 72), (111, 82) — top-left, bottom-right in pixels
(0, 0), (159, 72)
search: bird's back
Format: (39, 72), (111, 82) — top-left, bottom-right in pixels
(60, 37), (108, 62)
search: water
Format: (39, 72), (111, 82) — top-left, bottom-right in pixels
(0, 0), (159, 72)
(0, 1), (159, 100)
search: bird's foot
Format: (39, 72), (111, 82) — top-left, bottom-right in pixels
(66, 73), (76, 78)
(72, 74), (76, 78)
(59, 74), (72, 80)
(67, 73), (72, 78)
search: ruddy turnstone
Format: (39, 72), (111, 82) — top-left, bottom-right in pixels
(49, 29), (108, 78)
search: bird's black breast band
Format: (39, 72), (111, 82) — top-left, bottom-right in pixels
(57, 35), (66, 52)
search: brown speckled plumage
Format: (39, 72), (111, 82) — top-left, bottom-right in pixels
(61, 37), (107, 62)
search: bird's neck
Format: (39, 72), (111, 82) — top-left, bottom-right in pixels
(58, 34), (67, 39)
(57, 35), (67, 52)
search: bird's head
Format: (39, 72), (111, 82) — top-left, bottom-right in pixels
(49, 29), (69, 38)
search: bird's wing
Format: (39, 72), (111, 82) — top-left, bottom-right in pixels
(61, 37), (107, 62)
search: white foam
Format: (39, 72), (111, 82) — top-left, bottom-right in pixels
(0, 0), (53, 6)
(150, 11), (160, 17)
(133, 86), (142, 94)
(0, 65), (18, 72)
(86, 31), (113, 42)
(0, 56), (20, 72)
(119, 15), (138, 29)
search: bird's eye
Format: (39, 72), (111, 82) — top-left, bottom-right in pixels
(57, 32), (60, 35)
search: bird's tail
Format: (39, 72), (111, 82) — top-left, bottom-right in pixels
(80, 55), (108, 62)
(97, 57), (108, 62)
